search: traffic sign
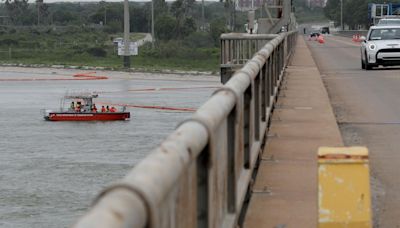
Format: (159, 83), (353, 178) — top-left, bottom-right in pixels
(118, 41), (138, 56)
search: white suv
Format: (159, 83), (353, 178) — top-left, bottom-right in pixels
(361, 25), (400, 70)
(377, 18), (400, 26)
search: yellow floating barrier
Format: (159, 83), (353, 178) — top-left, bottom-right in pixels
(318, 147), (372, 228)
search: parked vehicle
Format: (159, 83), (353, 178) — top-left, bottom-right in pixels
(377, 17), (400, 25)
(321, 27), (330, 34)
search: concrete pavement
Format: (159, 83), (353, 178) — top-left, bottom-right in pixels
(243, 36), (344, 227)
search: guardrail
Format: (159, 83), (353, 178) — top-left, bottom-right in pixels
(72, 31), (298, 228)
(333, 30), (368, 38)
(220, 33), (280, 65)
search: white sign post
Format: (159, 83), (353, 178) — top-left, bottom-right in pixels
(118, 41), (138, 56)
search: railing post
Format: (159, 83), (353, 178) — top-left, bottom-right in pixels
(227, 109), (237, 213)
(261, 63), (267, 122)
(254, 74), (260, 141)
(221, 66), (236, 84)
(197, 147), (209, 228)
(244, 86), (251, 169)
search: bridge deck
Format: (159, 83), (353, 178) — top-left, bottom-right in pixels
(243, 36), (344, 227)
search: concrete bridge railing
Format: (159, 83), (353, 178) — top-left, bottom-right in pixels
(73, 31), (297, 228)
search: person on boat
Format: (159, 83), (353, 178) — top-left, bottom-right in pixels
(110, 106), (117, 112)
(101, 106), (106, 112)
(70, 102), (75, 111)
(75, 103), (81, 112)
(92, 104), (98, 112)
(106, 106), (110, 112)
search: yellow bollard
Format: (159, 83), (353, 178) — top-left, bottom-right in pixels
(318, 147), (372, 228)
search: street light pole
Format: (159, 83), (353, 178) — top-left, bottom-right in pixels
(123, 0), (131, 68)
(151, 0), (155, 48)
(37, 0), (43, 26)
(341, 0), (343, 30)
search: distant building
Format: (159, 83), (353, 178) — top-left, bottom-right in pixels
(307, 0), (327, 8)
(236, 0), (263, 11)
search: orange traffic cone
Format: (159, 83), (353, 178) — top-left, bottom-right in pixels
(318, 35), (325, 44)
(356, 34), (361, 42)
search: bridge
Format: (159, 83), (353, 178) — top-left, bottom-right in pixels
(69, 6), (400, 228)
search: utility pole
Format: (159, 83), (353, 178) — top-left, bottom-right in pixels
(123, 0), (131, 68)
(341, 0), (343, 30)
(151, 0), (155, 48)
(37, 0), (43, 26)
(37, 4), (40, 25)
(201, 0), (205, 30)
(104, 6), (107, 25)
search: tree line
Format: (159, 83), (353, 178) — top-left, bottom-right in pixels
(0, 0), (248, 46)
(324, 0), (400, 29)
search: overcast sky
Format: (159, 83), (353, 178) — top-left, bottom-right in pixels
(29, 0), (149, 2)
(29, 0), (208, 2)
(42, 0), (134, 2)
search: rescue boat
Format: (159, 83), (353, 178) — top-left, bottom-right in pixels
(43, 93), (130, 121)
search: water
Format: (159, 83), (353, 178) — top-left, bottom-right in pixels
(0, 67), (219, 228)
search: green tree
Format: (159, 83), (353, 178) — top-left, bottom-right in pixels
(2, 0), (32, 25)
(324, 0), (340, 25)
(36, 0), (50, 25)
(154, 0), (168, 19)
(155, 14), (176, 41)
(324, 0), (370, 28)
(104, 20), (122, 33)
(89, 2), (123, 25)
(344, 0), (368, 29)
(210, 17), (228, 46)
(170, 0), (197, 38)
(131, 4), (150, 32)
(53, 10), (75, 25)
(181, 17), (196, 37)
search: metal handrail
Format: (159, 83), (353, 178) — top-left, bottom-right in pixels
(72, 31), (298, 228)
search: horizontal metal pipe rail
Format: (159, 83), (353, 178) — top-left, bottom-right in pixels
(73, 31), (298, 228)
(220, 33), (279, 66)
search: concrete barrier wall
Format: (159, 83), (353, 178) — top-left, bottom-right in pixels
(333, 30), (368, 38)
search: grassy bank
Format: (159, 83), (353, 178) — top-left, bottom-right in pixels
(0, 27), (220, 73)
(0, 50), (220, 72)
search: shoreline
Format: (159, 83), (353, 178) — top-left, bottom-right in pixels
(0, 62), (219, 77)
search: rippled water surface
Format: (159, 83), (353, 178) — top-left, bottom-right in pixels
(0, 67), (219, 228)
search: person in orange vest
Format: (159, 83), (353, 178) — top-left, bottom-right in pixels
(110, 106), (117, 112)
(92, 104), (98, 112)
(101, 106), (106, 112)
